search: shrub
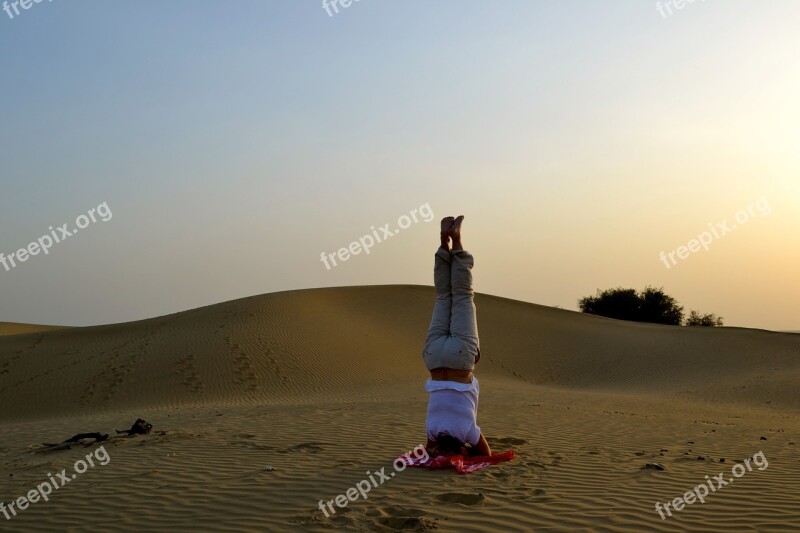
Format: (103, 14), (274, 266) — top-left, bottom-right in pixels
(578, 286), (683, 325)
(579, 287), (723, 327)
(685, 310), (724, 327)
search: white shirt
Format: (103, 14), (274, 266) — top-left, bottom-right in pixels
(425, 377), (481, 446)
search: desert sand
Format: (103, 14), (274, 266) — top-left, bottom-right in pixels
(0, 285), (798, 531)
(0, 323), (67, 337)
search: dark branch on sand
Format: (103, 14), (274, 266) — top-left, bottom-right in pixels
(37, 419), (153, 453)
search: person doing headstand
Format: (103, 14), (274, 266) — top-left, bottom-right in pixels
(422, 215), (492, 457)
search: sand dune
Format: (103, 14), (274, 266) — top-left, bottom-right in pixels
(0, 323), (68, 337)
(1, 286), (798, 531)
(1, 286), (798, 420)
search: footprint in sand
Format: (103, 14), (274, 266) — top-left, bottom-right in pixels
(294, 507), (353, 528)
(367, 506), (437, 530)
(524, 460), (547, 469)
(378, 516), (437, 530)
(510, 486), (549, 503)
(489, 437), (527, 445)
(232, 350), (259, 391)
(176, 354), (204, 394)
(280, 442), (326, 454)
(434, 492), (485, 505)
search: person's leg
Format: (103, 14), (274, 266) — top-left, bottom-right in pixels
(422, 218), (455, 367)
(448, 216), (480, 369)
(424, 246), (452, 343)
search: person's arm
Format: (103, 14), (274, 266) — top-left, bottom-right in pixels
(426, 437), (438, 455)
(471, 433), (492, 456)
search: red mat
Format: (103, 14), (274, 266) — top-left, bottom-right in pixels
(398, 449), (515, 474)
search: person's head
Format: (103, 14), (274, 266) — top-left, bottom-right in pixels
(435, 435), (468, 456)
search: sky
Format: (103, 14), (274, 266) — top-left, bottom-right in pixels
(0, 0), (798, 330)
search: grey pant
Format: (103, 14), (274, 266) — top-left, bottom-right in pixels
(422, 247), (480, 371)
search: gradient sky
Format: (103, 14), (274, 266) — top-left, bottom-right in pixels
(1, 0), (798, 330)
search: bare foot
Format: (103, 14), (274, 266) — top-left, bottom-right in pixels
(449, 215), (464, 250)
(440, 216), (455, 249)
